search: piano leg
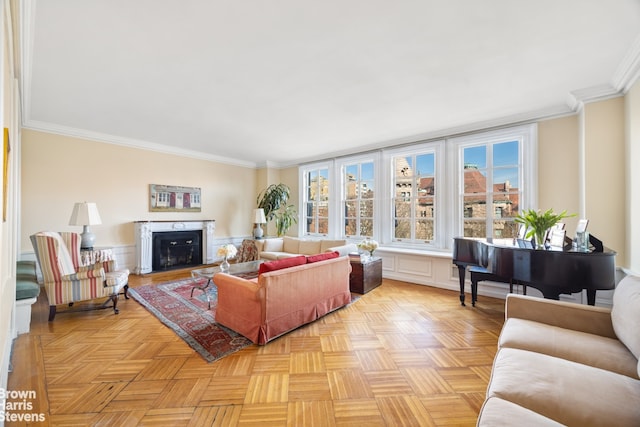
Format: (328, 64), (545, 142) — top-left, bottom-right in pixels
(586, 289), (596, 306)
(456, 264), (467, 306)
(470, 276), (478, 307)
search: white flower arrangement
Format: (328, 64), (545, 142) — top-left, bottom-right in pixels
(217, 244), (237, 259)
(357, 239), (379, 255)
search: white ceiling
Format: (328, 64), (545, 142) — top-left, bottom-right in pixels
(21, 0), (640, 167)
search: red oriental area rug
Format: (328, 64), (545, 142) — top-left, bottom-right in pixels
(128, 277), (253, 362)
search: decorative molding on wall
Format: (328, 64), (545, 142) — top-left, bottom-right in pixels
(612, 33), (640, 93)
(22, 120), (259, 169)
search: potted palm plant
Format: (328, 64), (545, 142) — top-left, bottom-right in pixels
(515, 208), (575, 249)
(257, 183), (298, 237)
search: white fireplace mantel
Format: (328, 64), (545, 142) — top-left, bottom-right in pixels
(134, 220), (215, 274)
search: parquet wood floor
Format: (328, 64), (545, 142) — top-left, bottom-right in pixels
(7, 269), (505, 426)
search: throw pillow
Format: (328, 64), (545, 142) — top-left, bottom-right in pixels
(306, 251), (339, 263)
(611, 274), (640, 377)
(258, 255), (307, 274)
(299, 239), (322, 255)
(262, 238), (283, 252)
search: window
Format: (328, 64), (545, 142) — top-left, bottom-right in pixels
(392, 151), (437, 243)
(302, 167), (330, 235)
(298, 124), (536, 250)
(454, 125), (536, 240)
(343, 161), (375, 238)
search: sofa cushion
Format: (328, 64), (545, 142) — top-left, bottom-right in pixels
(320, 239), (346, 253)
(612, 275), (640, 361)
(306, 251), (339, 264)
(283, 236), (300, 253)
(487, 348), (640, 426)
(478, 397), (564, 427)
(499, 317), (639, 379)
(262, 238), (283, 252)
(16, 279), (41, 300)
(258, 255), (307, 274)
(298, 240), (322, 255)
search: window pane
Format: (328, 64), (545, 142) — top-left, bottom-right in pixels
(360, 219), (373, 237)
(416, 153), (434, 176)
(395, 157), (413, 178)
(493, 220), (518, 239)
(394, 219), (411, 239)
(416, 219), (434, 241)
(360, 199), (373, 215)
(464, 146), (486, 169)
(344, 218), (357, 236)
(304, 167), (330, 236)
(463, 195), (487, 218)
(494, 167), (519, 190)
(345, 201), (358, 217)
(317, 218), (328, 234)
(493, 141), (518, 167)
(464, 167), (486, 193)
(394, 200), (411, 218)
(464, 220), (486, 238)
(493, 192), (519, 218)
(416, 196), (434, 218)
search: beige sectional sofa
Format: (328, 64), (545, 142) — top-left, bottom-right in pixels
(478, 274), (640, 426)
(214, 255), (352, 345)
(255, 236), (358, 260)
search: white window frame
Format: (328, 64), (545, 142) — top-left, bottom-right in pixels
(448, 124), (538, 240)
(382, 140), (446, 249)
(336, 153), (380, 240)
(299, 161), (335, 237)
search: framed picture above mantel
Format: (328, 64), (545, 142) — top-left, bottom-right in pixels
(149, 184), (201, 212)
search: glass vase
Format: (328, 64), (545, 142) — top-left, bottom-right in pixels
(220, 257), (230, 272)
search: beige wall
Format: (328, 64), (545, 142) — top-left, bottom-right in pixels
(584, 98), (627, 266)
(538, 115), (581, 234)
(254, 165), (299, 237)
(21, 130), (258, 251)
(538, 99), (628, 267)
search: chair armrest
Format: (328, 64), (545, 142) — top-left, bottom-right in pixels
(505, 294), (616, 339)
(327, 243), (359, 256)
(67, 266), (105, 280)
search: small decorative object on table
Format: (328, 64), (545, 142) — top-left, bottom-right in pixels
(357, 239), (379, 260)
(217, 244), (237, 272)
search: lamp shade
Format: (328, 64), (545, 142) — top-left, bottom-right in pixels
(69, 202), (102, 226)
(253, 208), (266, 224)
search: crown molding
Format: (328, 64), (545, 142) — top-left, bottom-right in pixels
(567, 84), (623, 111)
(287, 104), (576, 167)
(612, 33), (640, 93)
(22, 120), (259, 169)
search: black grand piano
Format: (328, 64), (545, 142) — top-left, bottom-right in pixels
(452, 236), (616, 307)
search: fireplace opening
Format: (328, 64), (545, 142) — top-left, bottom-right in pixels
(152, 230), (202, 272)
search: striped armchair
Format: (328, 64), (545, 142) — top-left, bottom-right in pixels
(30, 231), (129, 321)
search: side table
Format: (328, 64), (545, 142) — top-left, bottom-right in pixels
(349, 256), (382, 294)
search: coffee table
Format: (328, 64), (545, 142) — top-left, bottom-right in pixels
(190, 260), (263, 309)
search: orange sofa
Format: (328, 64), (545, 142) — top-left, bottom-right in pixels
(214, 256), (352, 344)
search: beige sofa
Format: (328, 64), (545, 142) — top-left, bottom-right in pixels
(214, 255), (352, 345)
(478, 274), (640, 426)
(255, 236), (357, 260)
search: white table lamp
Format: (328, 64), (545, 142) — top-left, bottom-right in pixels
(69, 202), (102, 249)
(253, 208), (266, 239)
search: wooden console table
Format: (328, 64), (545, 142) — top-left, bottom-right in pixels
(349, 256), (382, 294)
